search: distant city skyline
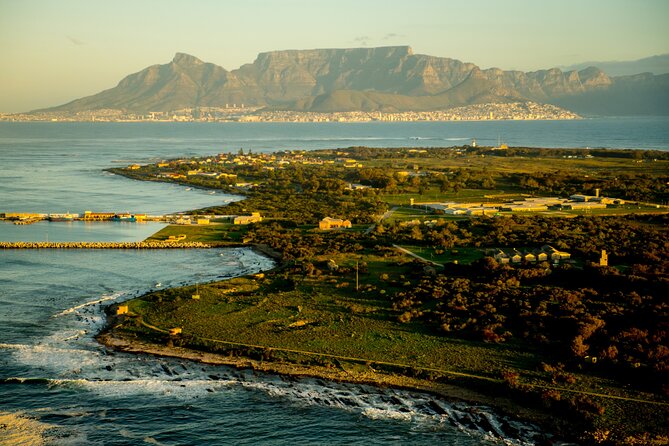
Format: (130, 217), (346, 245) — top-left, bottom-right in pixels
(1, 0), (668, 112)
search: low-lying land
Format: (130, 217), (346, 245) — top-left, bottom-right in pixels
(102, 146), (669, 445)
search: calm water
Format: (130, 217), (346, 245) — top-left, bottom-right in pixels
(2, 118), (665, 444)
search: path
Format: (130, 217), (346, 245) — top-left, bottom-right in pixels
(132, 316), (669, 407)
(392, 244), (442, 266)
(365, 206), (398, 234)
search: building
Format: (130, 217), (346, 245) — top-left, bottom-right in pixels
(599, 250), (608, 267)
(541, 245), (571, 262)
(196, 218), (210, 225)
(233, 212), (263, 225)
(83, 211), (116, 221)
(319, 217), (352, 230)
(175, 216), (191, 225)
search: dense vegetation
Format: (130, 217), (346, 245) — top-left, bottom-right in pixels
(108, 146), (669, 445)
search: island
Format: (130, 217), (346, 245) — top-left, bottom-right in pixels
(99, 145), (669, 445)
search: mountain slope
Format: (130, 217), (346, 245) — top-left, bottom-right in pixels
(38, 47), (669, 115)
(563, 54), (669, 77)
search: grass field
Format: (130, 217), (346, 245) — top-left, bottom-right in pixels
(115, 253), (668, 442)
(145, 223), (248, 243)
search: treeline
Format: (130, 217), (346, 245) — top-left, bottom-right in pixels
(377, 214), (669, 270)
(337, 145), (669, 161)
(507, 171), (668, 203)
(386, 215), (668, 392)
(391, 263), (668, 393)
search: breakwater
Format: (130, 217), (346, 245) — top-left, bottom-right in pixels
(0, 241), (211, 249)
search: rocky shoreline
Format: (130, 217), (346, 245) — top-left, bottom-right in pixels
(96, 329), (565, 444)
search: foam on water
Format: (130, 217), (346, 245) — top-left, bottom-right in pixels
(53, 293), (123, 318)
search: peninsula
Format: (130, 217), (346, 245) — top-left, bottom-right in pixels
(99, 145), (669, 445)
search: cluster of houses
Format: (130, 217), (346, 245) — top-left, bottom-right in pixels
(173, 212), (263, 226)
(417, 191), (625, 216)
(488, 245), (572, 264)
(129, 150), (366, 189)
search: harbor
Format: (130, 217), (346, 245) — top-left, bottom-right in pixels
(2, 211), (166, 225)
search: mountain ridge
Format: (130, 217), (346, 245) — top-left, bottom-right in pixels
(37, 46), (669, 115)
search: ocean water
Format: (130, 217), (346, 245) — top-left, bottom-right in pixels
(2, 118), (665, 444)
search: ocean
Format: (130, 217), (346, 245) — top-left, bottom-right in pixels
(1, 118), (667, 445)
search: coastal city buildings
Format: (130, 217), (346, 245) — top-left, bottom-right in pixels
(0, 102), (579, 123)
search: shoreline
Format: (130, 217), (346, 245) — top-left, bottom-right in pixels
(95, 329), (561, 441)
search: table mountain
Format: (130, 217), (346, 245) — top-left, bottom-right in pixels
(38, 46), (669, 115)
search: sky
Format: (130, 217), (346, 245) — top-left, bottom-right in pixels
(1, 0), (668, 112)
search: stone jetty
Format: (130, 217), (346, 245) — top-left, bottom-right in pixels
(0, 241), (211, 249)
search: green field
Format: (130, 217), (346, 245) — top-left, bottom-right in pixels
(146, 223), (247, 244)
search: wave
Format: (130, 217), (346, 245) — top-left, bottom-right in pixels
(53, 293), (123, 318)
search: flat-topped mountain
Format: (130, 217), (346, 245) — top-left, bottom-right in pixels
(39, 46), (669, 115)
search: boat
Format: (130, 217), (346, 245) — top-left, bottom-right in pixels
(155, 282), (162, 287)
(112, 213), (137, 222)
(185, 187), (192, 191)
(48, 212), (75, 222)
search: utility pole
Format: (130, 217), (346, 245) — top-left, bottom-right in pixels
(356, 260), (359, 292)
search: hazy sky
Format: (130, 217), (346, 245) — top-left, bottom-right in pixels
(1, 0), (668, 112)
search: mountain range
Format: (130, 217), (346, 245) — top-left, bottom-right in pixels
(562, 53), (669, 77)
(39, 46), (669, 116)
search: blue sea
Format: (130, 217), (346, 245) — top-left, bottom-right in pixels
(1, 118), (667, 445)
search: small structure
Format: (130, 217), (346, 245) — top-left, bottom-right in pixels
(169, 327), (182, 336)
(599, 250), (608, 267)
(116, 305), (129, 315)
(233, 212), (262, 225)
(319, 217), (352, 230)
(541, 245), (571, 262)
(523, 252), (537, 263)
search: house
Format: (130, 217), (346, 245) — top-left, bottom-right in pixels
(523, 252), (537, 263)
(492, 249), (510, 264)
(319, 217), (352, 230)
(510, 249), (522, 264)
(233, 212), (262, 225)
(541, 245), (571, 262)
